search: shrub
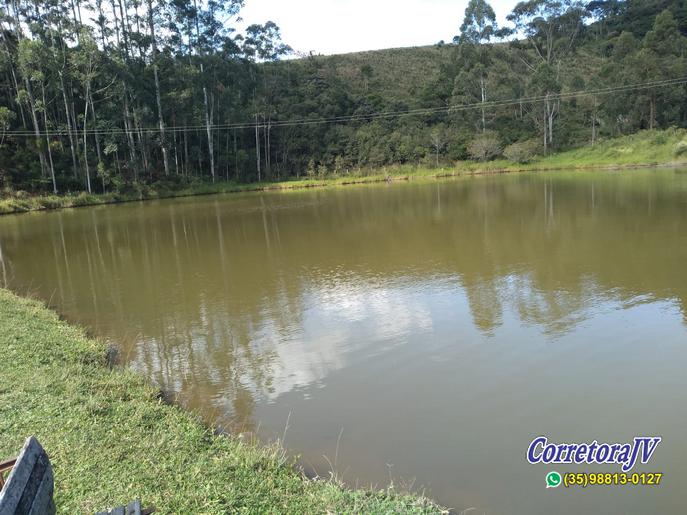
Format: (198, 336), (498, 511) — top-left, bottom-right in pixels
(652, 132), (668, 145)
(100, 192), (120, 203)
(334, 156), (347, 175)
(0, 199), (18, 214)
(504, 139), (541, 164)
(674, 140), (687, 157)
(38, 196), (64, 210)
(467, 132), (502, 161)
(4, 198), (32, 212)
(71, 192), (99, 207)
(306, 159), (316, 178)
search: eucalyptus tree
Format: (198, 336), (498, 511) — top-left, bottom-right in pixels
(429, 126), (444, 166)
(0, 4), (26, 128)
(7, 0), (50, 181)
(243, 21), (291, 179)
(639, 10), (687, 129)
(72, 32), (100, 192)
(190, 0), (243, 182)
(0, 104), (13, 142)
(145, 0), (169, 175)
(507, 0), (588, 151)
(243, 21), (291, 62)
(595, 30), (638, 135)
(451, 1), (499, 133)
(17, 38), (58, 192)
(48, 2), (82, 180)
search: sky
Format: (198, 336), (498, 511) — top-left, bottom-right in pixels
(238, 0), (521, 56)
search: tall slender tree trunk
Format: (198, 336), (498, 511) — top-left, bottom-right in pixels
(255, 113), (261, 181)
(550, 99), (557, 147)
(225, 129), (230, 180)
(193, 0), (215, 181)
(146, 0), (169, 175)
(543, 99), (548, 154)
(24, 78), (48, 177)
(117, 0), (131, 56)
(233, 129), (238, 181)
(172, 123), (179, 175)
(591, 98), (598, 147)
(183, 123), (189, 176)
(89, 93), (103, 173)
(41, 82), (57, 193)
(110, 0), (121, 45)
(480, 74), (486, 133)
(83, 83), (92, 193)
(267, 119), (272, 171)
(95, 0), (107, 48)
(263, 120), (268, 178)
(121, 88), (138, 179)
(70, 0), (81, 44)
(0, 29), (26, 127)
(111, 0), (138, 178)
(75, 0), (83, 24)
(9, 1), (48, 177)
(201, 70), (214, 180)
(59, 71), (79, 178)
(132, 107), (149, 176)
(10, 65), (26, 127)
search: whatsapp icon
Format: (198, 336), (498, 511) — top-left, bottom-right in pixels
(546, 471), (562, 489)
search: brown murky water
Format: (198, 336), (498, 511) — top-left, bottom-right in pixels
(1, 169), (687, 513)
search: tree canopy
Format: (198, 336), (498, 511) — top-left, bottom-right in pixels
(1, 0), (686, 193)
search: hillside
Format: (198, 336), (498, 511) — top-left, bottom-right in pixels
(306, 45), (454, 104)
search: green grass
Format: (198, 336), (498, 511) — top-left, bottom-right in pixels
(3, 128), (687, 216)
(0, 289), (444, 514)
(0, 175), (415, 215)
(452, 128), (687, 173)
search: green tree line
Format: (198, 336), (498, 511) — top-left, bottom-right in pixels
(1, 0), (687, 194)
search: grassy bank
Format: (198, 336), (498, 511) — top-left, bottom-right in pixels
(0, 289), (443, 514)
(451, 128), (687, 174)
(2, 129), (687, 216)
(0, 176), (405, 215)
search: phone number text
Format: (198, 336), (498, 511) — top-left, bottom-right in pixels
(564, 472), (663, 488)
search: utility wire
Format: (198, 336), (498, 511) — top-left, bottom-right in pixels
(3, 76), (687, 137)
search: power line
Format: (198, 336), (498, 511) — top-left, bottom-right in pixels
(3, 76), (687, 137)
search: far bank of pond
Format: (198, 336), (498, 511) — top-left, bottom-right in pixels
(0, 288), (443, 514)
(2, 128), (687, 216)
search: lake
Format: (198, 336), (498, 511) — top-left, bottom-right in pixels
(1, 169), (686, 513)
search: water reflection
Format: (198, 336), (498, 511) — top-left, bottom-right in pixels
(1, 169), (687, 512)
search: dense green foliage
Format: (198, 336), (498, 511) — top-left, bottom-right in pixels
(1, 0), (687, 195)
(0, 288), (442, 513)
(2, 127), (685, 215)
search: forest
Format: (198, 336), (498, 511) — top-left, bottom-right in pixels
(1, 0), (687, 194)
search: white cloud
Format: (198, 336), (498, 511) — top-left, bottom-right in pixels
(238, 0), (519, 56)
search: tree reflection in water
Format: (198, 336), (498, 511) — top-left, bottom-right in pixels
(1, 168), (686, 433)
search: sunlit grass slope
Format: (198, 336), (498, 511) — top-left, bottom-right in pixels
(453, 128), (687, 173)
